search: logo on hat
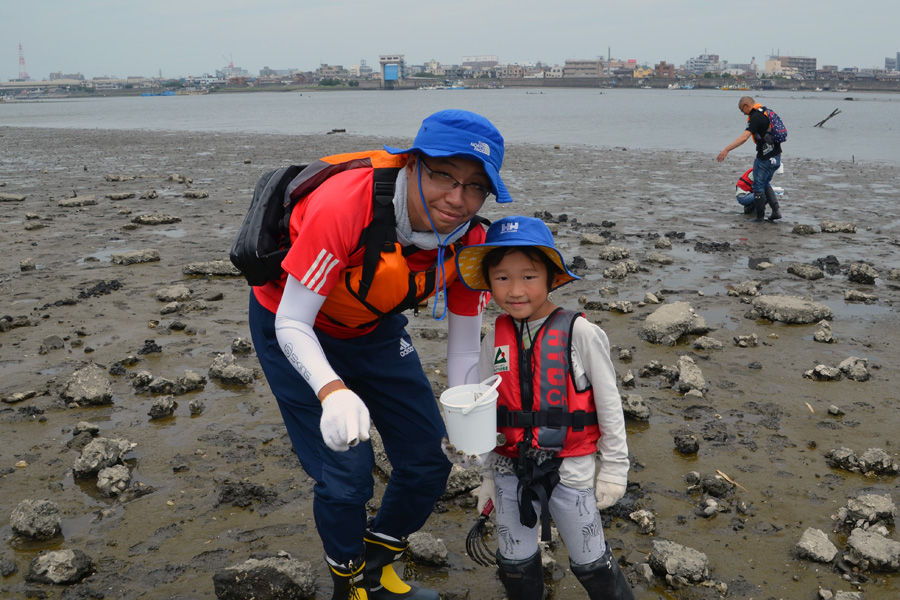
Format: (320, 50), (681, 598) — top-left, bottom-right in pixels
(471, 141), (491, 156)
(500, 221), (519, 234)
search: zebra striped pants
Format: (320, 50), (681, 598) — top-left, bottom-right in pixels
(493, 471), (607, 565)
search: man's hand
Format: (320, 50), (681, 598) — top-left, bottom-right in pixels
(320, 389), (370, 452)
(594, 478), (626, 510)
(716, 149), (729, 162)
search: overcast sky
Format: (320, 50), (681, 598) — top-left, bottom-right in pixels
(5, 1), (898, 81)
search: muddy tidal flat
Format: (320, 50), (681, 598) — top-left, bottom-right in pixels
(1, 126), (899, 600)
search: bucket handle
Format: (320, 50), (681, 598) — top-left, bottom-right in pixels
(461, 375), (502, 415)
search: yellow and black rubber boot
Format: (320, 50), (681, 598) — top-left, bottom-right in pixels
(363, 531), (439, 600)
(327, 554), (370, 600)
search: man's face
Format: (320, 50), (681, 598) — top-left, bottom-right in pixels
(406, 154), (491, 235)
(739, 102), (752, 115)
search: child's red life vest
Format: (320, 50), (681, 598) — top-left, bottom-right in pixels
(737, 168), (753, 193)
(491, 308), (600, 458)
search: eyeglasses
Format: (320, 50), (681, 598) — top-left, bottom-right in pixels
(419, 159), (492, 202)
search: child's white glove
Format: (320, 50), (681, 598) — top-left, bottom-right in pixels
(594, 478), (626, 510)
(320, 389), (370, 452)
(476, 470), (495, 513)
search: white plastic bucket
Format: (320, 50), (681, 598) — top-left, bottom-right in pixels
(439, 375), (501, 455)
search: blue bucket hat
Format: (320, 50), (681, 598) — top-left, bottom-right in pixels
(455, 215), (580, 292)
(384, 109), (512, 203)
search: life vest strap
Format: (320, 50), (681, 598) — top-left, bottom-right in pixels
(498, 406), (598, 432)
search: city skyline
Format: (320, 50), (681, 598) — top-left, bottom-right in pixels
(5, 1), (899, 81)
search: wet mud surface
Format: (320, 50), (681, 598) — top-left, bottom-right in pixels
(1, 127), (899, 599)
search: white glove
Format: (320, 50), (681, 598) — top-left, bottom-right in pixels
(594, 478), (626, 510)
(476, 470), (495, 513)
(320, 389), (370, 452)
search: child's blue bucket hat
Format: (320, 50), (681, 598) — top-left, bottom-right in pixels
(456, 215), (580, 292)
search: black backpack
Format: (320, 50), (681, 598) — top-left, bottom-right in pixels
(229, 157), (399, 291)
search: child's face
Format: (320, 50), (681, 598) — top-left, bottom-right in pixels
(487, 250), (556, 322)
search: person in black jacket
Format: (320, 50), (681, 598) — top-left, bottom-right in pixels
(717, 96), (783, 222)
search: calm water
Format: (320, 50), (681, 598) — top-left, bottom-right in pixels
(2, 88), (898, 164)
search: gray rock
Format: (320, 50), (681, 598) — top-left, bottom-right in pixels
(804, 365), (843, 381)
(19, 258), (36, 271)
(692, 336), (723, 351)
(655, 237), (672, 249)
(183, 259), (242, 277)
(814, 320), (836, 343)
(621, 394), (650, 420)
(189, 398), (206, 415)
(641, 302), (709, 346)
(674, 355), (705, 394)
(844, 289), (878, 304)
(792, 224), (817, 235)
(580, 232), (608, 245)
(178, 370), (207, 393)
(607, 300), (634, 313)
(599, 246), (630, 261)
(58, 195), (97, 207)
(60, 363), (113, 406)
(97, 464), (131, 497)
(183, 189), (209, 199)
(140, 189), (158, 200)
(847, 528), (900, 571)
(629, 509), (656, 534)
(25, 549), (93, 584)
(148, 395), (177, 420)
(838, 357), (870, 382)
(846, 493), (897, 523)
(111, 248), (160, 265)
(751, 295), (833, 324)
(106, 192), (135, 200)
(796, 528), (838, 563)
(209, 354), (257, 385)
(232, 338), (254, 354)
(726, 280), (761, 297)
(648, 539), (710, 583)
(673, 431), (699, 455)
(644, 252), (673, 265)
(73, 437), (136, 477)
(0, 192), (27, 202)
(10, 499), (62, 540)
(212, 552), (316, 600)
(133, 213), (182, 225)
(820, 220), (856, 233)
(787, 263), (825, 280)
(848, 262), (878, 285)
(155, 285), (192, 302)
(39, 334), (66, 354)
(733, 333), (759, 348)
(408, 531), (449, 566)
(603, 262), (629, 280)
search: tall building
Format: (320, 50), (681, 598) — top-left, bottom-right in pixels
(776, 55), (817, 80)
(685, 53), (721, 75)
(562, 59), (603, 78)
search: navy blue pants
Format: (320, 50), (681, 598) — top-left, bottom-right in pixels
(248, 293), (451, 562)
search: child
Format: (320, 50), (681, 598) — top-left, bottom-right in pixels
(455, 216), (634, 600)
(735, 166), (784, 220)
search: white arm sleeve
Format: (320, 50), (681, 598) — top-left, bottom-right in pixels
(447, 311), (483, 386)
(274, 275), (340, 395)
